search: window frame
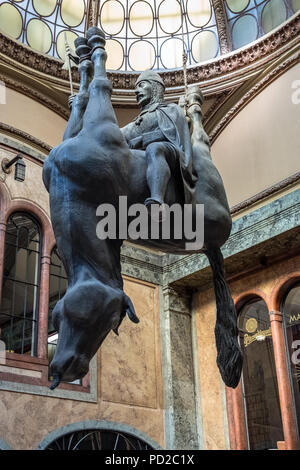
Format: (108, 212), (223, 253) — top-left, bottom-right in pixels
(0, 211), (42, 357)
(280, 281), (300, 444)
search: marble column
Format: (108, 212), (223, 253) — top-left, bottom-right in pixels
(161, 286), (200, 449)
(230, 382), (248, 449)
(0, 221), (6, 302)
(269, 310), (298, 450)
(37, 254), (51, 359)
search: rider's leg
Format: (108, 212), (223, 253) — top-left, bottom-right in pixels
(145, 142), (174, 206)
(63, 38), (92, 141)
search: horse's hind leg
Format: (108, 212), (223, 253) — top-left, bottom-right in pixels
(63, 38), (93, 141)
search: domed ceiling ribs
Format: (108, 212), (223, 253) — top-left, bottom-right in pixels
(87, 0), (100, 27)
(211, 0), (232, 54)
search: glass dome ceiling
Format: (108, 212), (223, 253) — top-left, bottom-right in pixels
(0, 0), (299, 72)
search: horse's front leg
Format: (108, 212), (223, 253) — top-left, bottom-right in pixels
(63, 38), (93, 141)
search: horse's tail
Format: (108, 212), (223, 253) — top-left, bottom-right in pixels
(205, 246), (243, 388)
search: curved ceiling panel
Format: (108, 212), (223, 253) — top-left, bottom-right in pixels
(0, 0), (298, 71)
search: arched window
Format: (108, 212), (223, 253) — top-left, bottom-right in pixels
(44, 428), (154, 450)
(282, 283), (300, 440)
(238, 297), (283, 449)
(0, 212), (41, 356)
(47, 247), (68, 364)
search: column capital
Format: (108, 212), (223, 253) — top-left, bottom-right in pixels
(41, 255), (51, 265)
(269, 310), (283, 323)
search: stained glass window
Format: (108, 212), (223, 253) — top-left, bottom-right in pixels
(225, 0), (298, 51)
(0, 0), (87, 57)
(0, 0), (298, 70)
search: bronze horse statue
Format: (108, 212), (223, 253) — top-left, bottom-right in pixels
(43, 27), (243, 390)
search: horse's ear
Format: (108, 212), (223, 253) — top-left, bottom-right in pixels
(112, 309), (126, 336)
(125, 295), (139, 324)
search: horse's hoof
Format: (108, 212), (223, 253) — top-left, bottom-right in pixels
(75, 37), (92, 63)
(86, 27), (106, 53)
(144, 197), (163, 207)
(86, 26), (105, 40)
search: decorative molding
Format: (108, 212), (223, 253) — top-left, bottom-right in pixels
(202, 89), (233, 123)
(0, 355), (98, 404)
(35, 420), (162, 450)
(0, 73), (70, 121)
(87, 0), (100, 28)
(209, 50), (300, 143)
(164, 189), (300, 288)
(163, 286), (191, 315)
(212, 0), (232, 54)
(0, 123), (52, 154)
(0, 13), (299, 93)
(230, 172), (300, 215)
(0, 134), (47, 163)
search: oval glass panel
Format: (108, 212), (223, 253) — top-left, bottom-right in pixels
(106, 39), (124, 70)
(232, 14), (258, 49)
(129, 40), (155, 71)
(262, 0), (287, 34)
(187, 0), (211, 28)
(100, 0), (125, 36)
(61, 0), (85, 27)
(191, 30), (218, 63)
(129, 1), (154, 36)
(27, 19), (52, 54)
(0, 3), (22, 39)
(56, 30), (78, 60)
(158, 0), (182, 34)
(292, 0), (300, 12)
(33, 0), (57, 17)
(160, 38), (184, 69)
(226, 0), (249, 13)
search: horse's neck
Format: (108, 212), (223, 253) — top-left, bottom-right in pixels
(71, 238), (123, 290)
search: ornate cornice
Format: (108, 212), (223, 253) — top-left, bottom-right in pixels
(0, 123), (52, 154)
(230, 172), (300, 215)
(211, 0), (231, 54)
(0, 13), (299, 94)
(208, 49), (300, 143)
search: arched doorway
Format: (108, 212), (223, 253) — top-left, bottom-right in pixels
(238, 297), (284, 449)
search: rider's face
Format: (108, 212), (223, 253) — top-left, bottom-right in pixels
(135, 80), (152, 107)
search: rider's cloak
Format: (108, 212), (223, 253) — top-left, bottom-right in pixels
(126, 101), (198, 204)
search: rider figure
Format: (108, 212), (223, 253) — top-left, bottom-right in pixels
(121, 70), (198, 207)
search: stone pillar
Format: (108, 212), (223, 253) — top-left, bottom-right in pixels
(230, 382), (248, 449)
(0, 221), (6, 302)
(37, 254), (51, 359)
(161, 286), (199, 449)
(269, 310), (298, 450)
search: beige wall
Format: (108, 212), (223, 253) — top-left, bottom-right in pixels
(211, 63), (300, 207)
(0, 88), (67, 148)
(0, 276), (164, 450)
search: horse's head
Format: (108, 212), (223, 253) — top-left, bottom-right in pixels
(49, 280), (139, 389)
